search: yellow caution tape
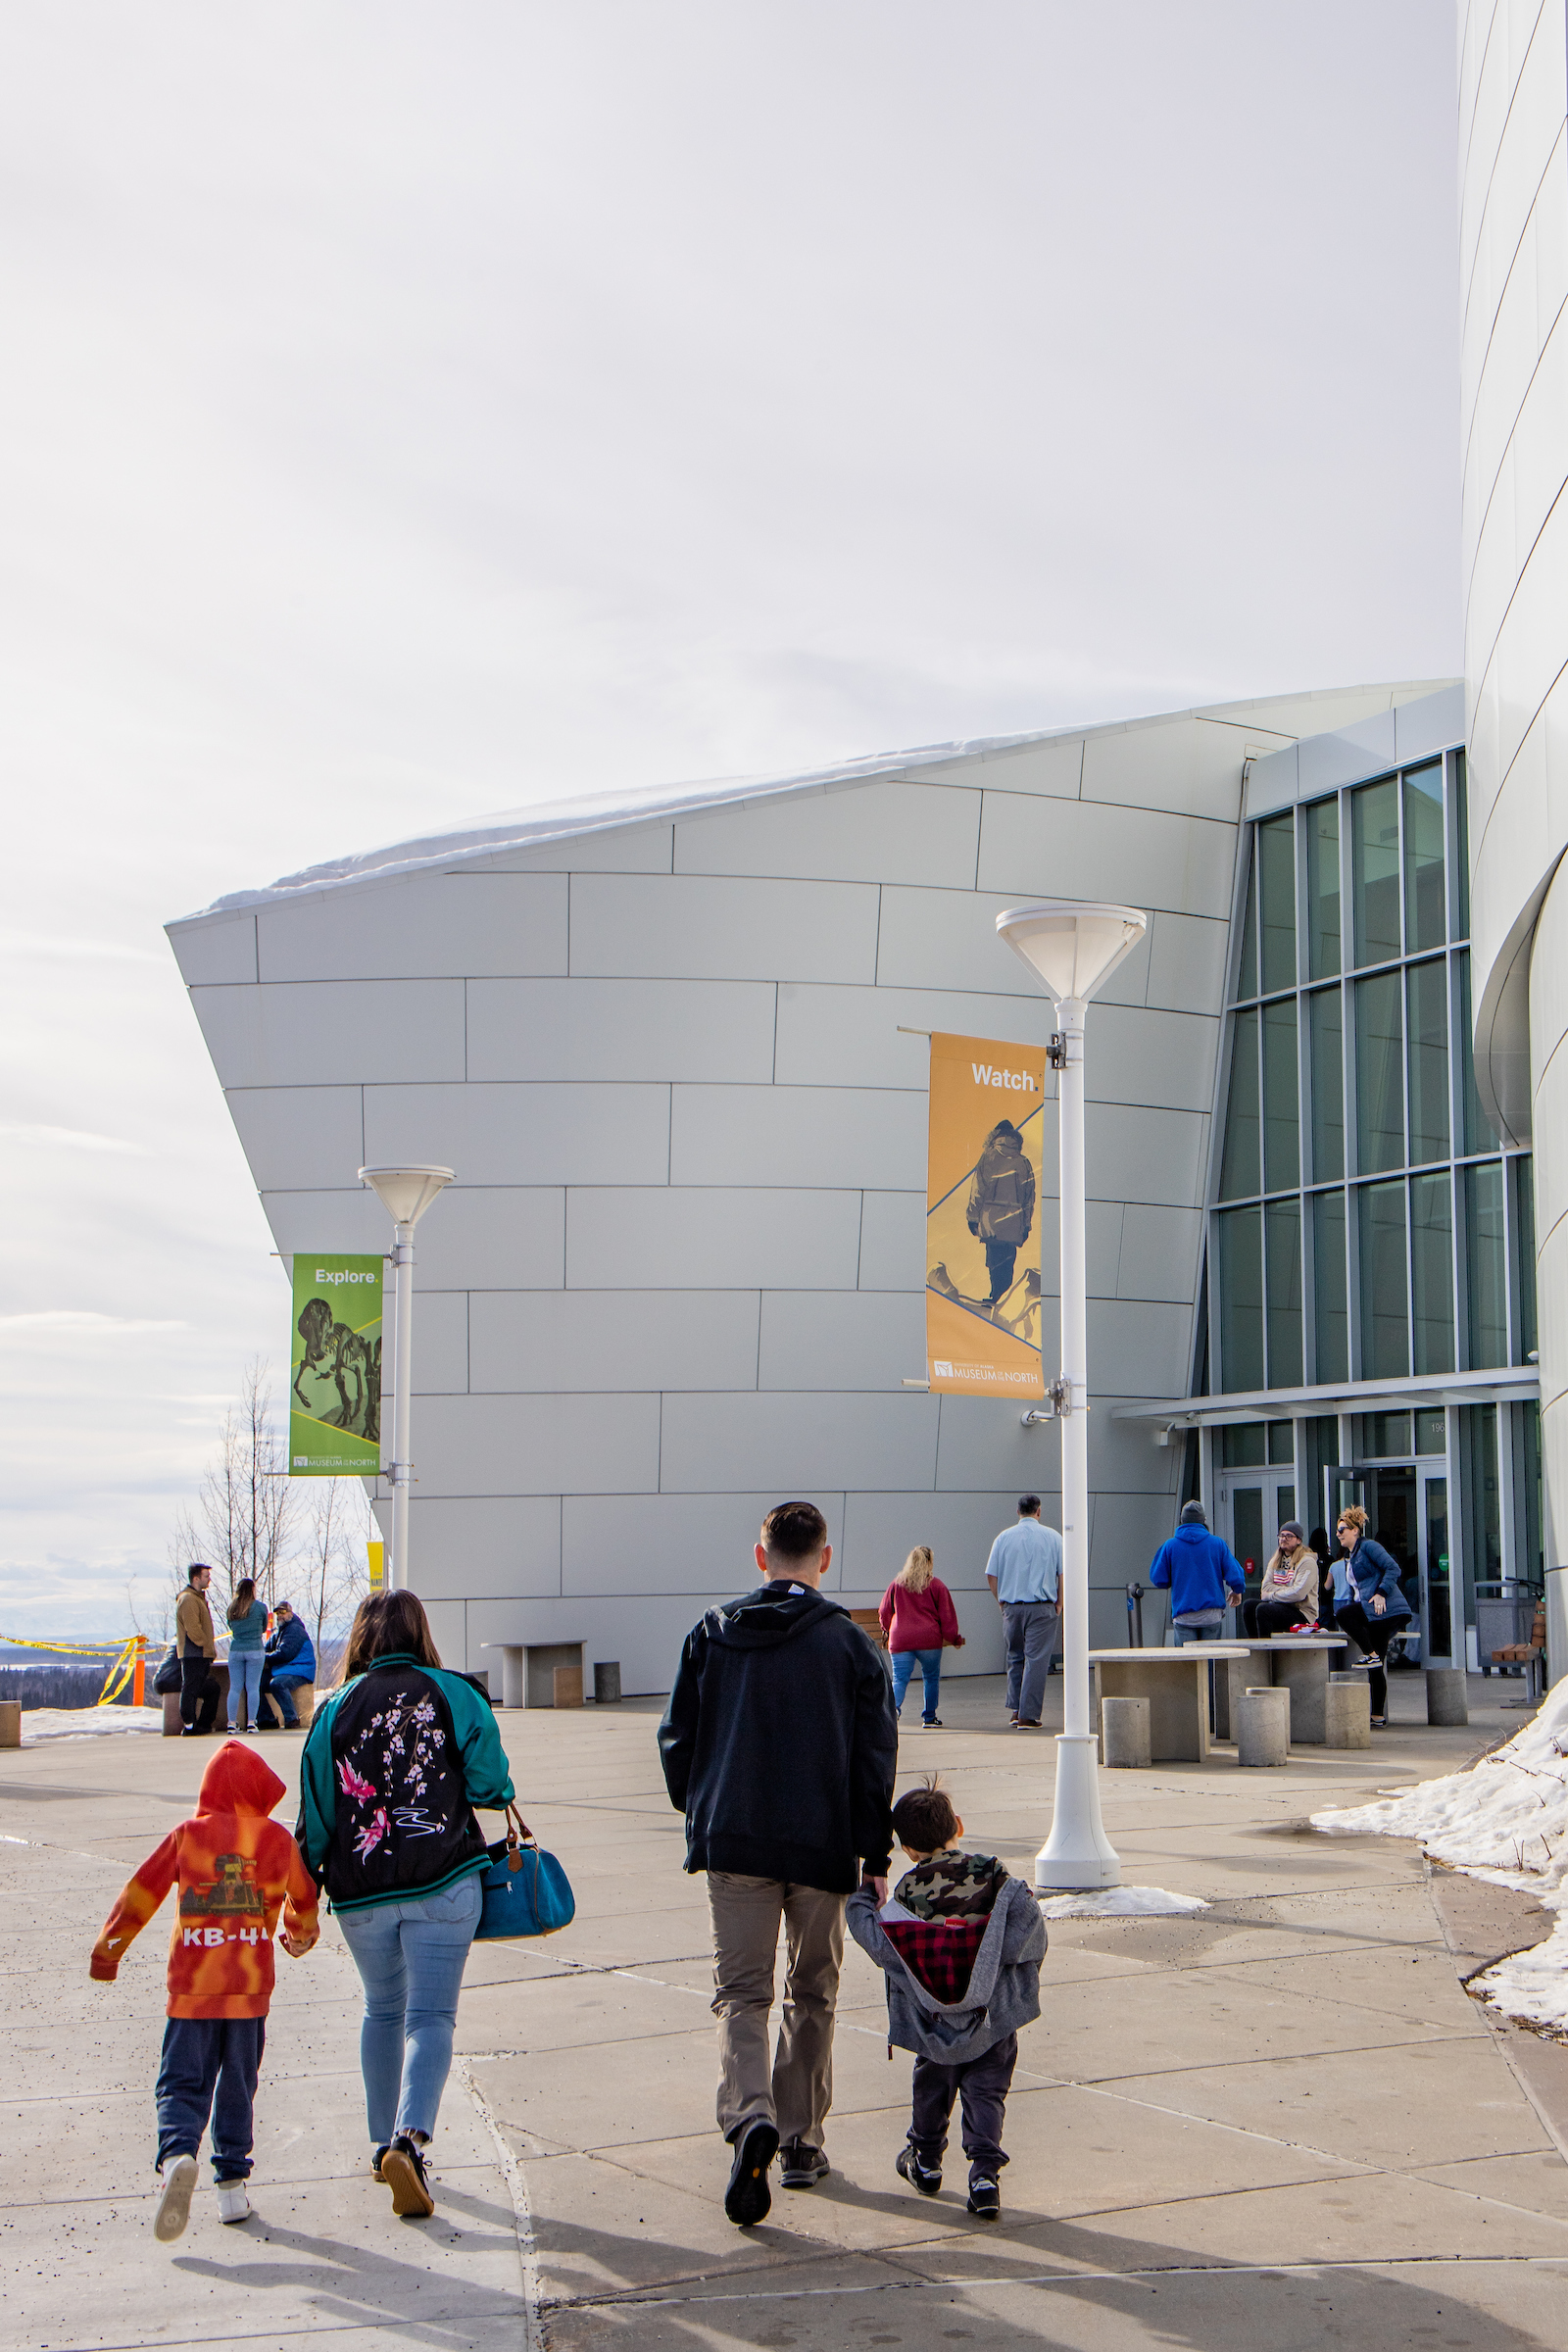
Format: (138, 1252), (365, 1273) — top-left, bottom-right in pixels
(1, 1631), (148, 1705)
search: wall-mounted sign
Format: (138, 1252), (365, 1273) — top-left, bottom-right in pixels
(925, 1033), (1047, 1397)
(288, 1254), (384, 1475)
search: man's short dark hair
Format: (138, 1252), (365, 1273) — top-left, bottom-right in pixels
(186, 1562), (211, 1585)
(892, 1777), (957, 1853)
(1018, 1495), (1042, 1517)
(760, 1501), (828, 1562)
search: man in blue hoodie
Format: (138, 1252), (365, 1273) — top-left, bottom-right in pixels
(1149, 1502), (1245, 1643)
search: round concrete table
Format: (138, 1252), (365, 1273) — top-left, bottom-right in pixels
(1209, 1635), (1348, 1744)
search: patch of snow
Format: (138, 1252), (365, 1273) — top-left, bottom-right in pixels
(1312, 1681), (1568, 2035)
(1036, 1885), (1209, 1919)
(19, 1706), (163, 1744)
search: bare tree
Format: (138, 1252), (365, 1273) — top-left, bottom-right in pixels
(170, 1362), (296, 1621)
(292, 1478), (373, 1672)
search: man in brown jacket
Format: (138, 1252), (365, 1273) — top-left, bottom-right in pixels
(175, 1563), (220, 1737)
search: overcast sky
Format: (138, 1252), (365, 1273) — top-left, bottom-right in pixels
(0, 3), (1459, 1635)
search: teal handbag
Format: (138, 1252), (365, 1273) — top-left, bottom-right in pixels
(476, 1804), (575, 1940)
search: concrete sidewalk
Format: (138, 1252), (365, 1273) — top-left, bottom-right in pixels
(6, 1666), (1568, 2349)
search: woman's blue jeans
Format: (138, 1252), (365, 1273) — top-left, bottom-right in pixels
(892, 1647), (943, 1721)
(336, 1874), (482, 2145)
(226, 1649), (265, 1729)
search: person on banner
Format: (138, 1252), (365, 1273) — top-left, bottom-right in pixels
(965, 1120), (1036, 1308)
(296, 1588), (515, 2220)
(176, 1564), (222, 1738)
(985, 1497), (1061, 1730)
(658, 1500), (897, 2228)
(257, 1603), (316, 1731)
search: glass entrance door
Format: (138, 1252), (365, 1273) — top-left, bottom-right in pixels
(1421, 1469), (1454, 1666)
(1218, 1472), (1297, 1607)
(1324, 1461), (1454, 1667)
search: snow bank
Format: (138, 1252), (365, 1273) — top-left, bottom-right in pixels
(1313, 1681), (1568, 2034)
(19, 1705), (163, 1744)
(1037, 1886), (1209, 1920)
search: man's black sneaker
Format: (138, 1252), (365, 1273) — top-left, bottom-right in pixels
(896, 2144), (943, 2196)
(723, 2121), (779, 2226)
(967, 2176), (1001, 2220)
(778, 2139), (829, 2189)
(381, 2133), (434, 2219)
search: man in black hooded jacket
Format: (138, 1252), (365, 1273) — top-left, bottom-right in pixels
(659, 1499), (897, 2228)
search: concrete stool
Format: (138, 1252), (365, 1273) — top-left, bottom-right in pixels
(1325, 1671), (1371, 1749)
(0, 1700), (20, 1749)
(1236, 1685), (1291, 1767)
(593, 1661), (622, 1704)
(1102, 1694), (1152, 1768)
(1426, 1667), (1468, 1727)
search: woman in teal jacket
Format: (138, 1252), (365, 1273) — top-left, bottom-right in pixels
(298, 1589), (514, 2221)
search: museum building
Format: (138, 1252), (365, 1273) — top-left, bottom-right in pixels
(170, 683), (1521, 1693)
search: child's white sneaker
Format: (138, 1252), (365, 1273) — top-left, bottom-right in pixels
(154, 2154), (198, 2242)
(217, 2181), (251, 2225)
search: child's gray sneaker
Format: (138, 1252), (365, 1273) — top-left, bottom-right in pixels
(897, 2143), (943, 2195)
(154, 2153), (198, 2242)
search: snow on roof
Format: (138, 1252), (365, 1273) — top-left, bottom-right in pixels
(182, 680), (1454, 920)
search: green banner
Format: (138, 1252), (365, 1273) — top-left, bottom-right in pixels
(289, 1254), (384, 1476)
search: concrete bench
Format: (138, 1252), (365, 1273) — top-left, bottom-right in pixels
(1210, 1636), (1348, 1744)
(483, 1642), (586, 1708)
(1091, 1645), (1248, 1765)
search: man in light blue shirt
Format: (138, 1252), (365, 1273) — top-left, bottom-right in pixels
(985, 1497), (1063, 1730)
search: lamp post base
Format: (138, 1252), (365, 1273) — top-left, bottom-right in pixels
(1034, 1733), (1122, 1891)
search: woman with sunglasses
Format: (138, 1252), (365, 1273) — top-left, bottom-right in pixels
(1332, 1504), (1410, 1727)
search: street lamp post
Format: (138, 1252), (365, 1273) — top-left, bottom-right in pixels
(359, 1164), (454, 1591)
(996, 902), (1147, 1891)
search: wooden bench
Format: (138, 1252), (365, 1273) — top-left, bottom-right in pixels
(1091, 1645), (1248, 1764)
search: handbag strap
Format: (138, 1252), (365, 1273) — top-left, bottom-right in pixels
(503, 1801), (536, 1871)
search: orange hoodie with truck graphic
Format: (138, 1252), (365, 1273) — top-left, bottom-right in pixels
(90, 1740), (318, 2018)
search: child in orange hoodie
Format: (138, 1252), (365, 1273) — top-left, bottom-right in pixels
(90, 1740), (319, 2240)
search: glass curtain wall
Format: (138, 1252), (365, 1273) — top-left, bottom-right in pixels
(1209, 752), (1534, 1393)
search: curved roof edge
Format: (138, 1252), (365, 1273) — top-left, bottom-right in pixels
(171, 678), (1454, 925)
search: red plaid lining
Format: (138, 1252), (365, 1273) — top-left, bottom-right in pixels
(882, 1915), (986, 2004)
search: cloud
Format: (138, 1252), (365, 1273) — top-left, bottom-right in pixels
(0, 1124), (151, 1156)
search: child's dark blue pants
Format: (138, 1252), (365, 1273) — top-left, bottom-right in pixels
(155, 2016), (266, 2181)
(908, 2030), (1017, 2185)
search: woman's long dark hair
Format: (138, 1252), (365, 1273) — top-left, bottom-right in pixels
(340, 1589), (443, 1682)
(227, 1577), (256, 1624)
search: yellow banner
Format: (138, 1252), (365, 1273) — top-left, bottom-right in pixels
(926, 1032), (1047, 1396)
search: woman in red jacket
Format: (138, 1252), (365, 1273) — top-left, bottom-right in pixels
(879, 1547), (963, 1729)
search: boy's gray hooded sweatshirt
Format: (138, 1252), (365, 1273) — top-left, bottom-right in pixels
(846, 1876), (1046, 2066)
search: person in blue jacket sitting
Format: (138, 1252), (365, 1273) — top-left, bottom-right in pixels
(1149, 1501), (1246, 1644)
(1331, 1504), (1410, 1728)
(258, 1601), (317, 1730)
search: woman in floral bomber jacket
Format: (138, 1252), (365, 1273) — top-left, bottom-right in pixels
(297, 1589), (514, 2220)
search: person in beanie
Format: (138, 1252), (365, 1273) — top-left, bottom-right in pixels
(89, 1741), (318, 2240)
(1243, 1522), (1319, 1637)
(1149, 1501), (1245, 1643)
(847, 1777), (1045, 2222)
(659, 1500), (897, 2228)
